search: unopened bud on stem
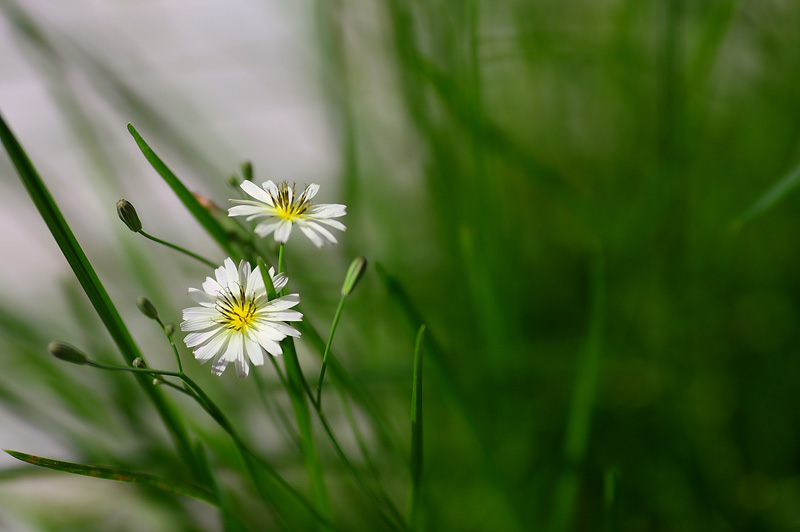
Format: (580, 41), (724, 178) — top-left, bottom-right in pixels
(341, 257), (368, 297)
(48, 341), (88, 365)
(116, 200), (142, 233)
(136, 297), (159, 320)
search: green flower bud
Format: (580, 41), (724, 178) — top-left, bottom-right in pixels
(164, 323), (175, 337)
(132, 357), (147, 368)
(116, 199), (142, 233)
(136, 297), (159, 320)
(241, 161), (253, 181)
(48, 341), (88, 365)
(227, 174), (240, 188)
(341, 257), (368, 296)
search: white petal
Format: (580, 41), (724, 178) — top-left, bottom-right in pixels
(211, 352), (228, 376)
(269, 269), (289, 292)
(196, 332), (230, 362)
(314, 218), (346, 232)
(264, 180), (279, 196)
(306, 221), (338, 244)
(297, 223), (324, 248)
(274, 220), (293, 243)
(262, 293), (300, 311)
(233, 337), (249, 378)
(224, 259), (241, 290)
(202, 277), (223, 297)
(254, 329), (283, 356)
(308, 203), (346, 218)
(259, 321), (301, 338)
(240, 180), (273, 204)
(305, 183), (320, 200)
(264, 309), (303, 322)
(189, 288), (216, 307)
(228, 205), (267, 218)
(245, 337), (264, 366)
(254, 221), (281, 238)
(185, 329), (220, 348)
(214, 265), (229, 288)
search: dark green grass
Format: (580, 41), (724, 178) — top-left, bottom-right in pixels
(3, 1), (800, 531)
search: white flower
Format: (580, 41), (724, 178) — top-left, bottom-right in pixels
(228, 180), (346, 248)
(180, 258), (302, 377)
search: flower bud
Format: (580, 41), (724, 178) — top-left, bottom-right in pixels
(164, 323), (175, 337)
(132, 357), (147, 368)
(48, 341), (88, 365)
(226, 174), (240, 188)
(136, 297), (159, 320)
(116, 199), (142, 233)
(341, 257), (367, 296)
(241, 161), (253, 181)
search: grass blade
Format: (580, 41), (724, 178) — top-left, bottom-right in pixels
(733, 158), (800, 230)
(550, 247), (605, 532)
(281, 338), (332, 526)
(0, 110), (196, 473)
(127, 123), (236, 257)
(409, 325), (426, 531)
(5, 450), (216, 504)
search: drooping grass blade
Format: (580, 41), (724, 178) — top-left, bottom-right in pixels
(0, 110), (195, 472)
(127, 123), (236, 258)
(4, 450), (217, 504)
(409, 325), (426, 531)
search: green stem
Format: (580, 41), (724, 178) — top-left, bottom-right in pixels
(85, 361), (332, 529)
(156, 317), (182, 373)
(140, 230), (217, 268)
(315, 294), (347, 408)
(282, 337), (332, 526)
(278, 243), (285, 276)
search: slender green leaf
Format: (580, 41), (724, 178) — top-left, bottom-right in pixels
(409, 325), (426, 531)
(0, 110), (195, 472)
(127, 123), (236, 257)
(5, 450), (216, 504)
(550, 247), (605, 532)
(733, 158), (800, 230)
(281, 337), (332, 525)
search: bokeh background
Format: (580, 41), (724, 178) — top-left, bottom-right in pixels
(2, 0), (800, 531)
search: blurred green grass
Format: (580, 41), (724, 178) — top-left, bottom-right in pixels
(2, 0), (800, 530)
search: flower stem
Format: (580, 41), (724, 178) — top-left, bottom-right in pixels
(278, 243), (285, 274)
(139, 230), (217, 268)
(315, 293), (347, 408)
(156, 317), (182, 373)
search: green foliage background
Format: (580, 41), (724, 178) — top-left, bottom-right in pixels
(2, 1), (800, 531)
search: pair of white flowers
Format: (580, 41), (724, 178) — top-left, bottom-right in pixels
(180, 180), (346, 377)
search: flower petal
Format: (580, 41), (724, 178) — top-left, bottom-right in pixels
(241, 180), (273, 205)
(308, 203), (346, 218)
(189, 288), (216, 307)
(297, 222), (325, 248)
(261, 293), (300, 311)
(274, 220), (293, 243)
(254, 221), (281, 238)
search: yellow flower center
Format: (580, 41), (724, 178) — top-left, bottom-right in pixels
(217, 287), (258, 332)
(272, 182), (311, 222)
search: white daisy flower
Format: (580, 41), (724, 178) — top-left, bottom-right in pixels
(180, 257), (302, 378)
(228, 180), (347, 248)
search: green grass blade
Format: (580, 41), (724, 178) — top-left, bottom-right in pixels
(0, 110), (196, 473)
(281, 338), (332, 526)
(375, 263), (525, 530)
(733, 158), (800, 230)
(127, 123), (236, 257)
(409, 325), (426, 531)
(5, 450), (217, 505)
(550, 248), (605, 532)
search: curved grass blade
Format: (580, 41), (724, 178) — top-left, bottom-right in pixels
(0, 110), (195, 472)
(550, 247), (605, 532)
(5, 450), (217, 504)
(409, 325), (426, 531)
(733, 158), (800, 230)
(127, 123), (236, 257)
